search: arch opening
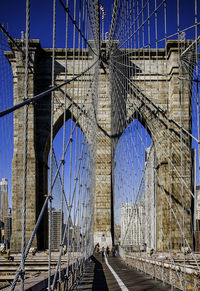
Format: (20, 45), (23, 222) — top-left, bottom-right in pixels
(45, 117), (94, 252)
(113, 118), (157, 251)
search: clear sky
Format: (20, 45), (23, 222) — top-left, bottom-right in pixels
(1, 0), (196, 57)
(0, 0), (198, 45)
(0, 0), (114, 48)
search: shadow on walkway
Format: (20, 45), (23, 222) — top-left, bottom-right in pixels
(91, 255), (108, 291)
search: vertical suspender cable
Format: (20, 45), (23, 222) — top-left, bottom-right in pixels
(178, 22), (188, 291)
(21, 0), (30, 289)
(48, 0), (56, 289)
(59, 0), (69, 286)
(65, 0), (75, 281)
(69, 0), (76, 276)
(74, 0), (82, 268)
(164, 0), (173, 288)
(81, 0), (86, 264)
(177, 1), (186, 289)
(195, 0), (200, 220)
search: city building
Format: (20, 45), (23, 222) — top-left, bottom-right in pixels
(120, 146), (157, 250)
(51, 209), (62, 250)
(4, 211), (12, 248)
(0, 221), (4, 243)
(0, 178), (8, 223)
(195, 186), (200, 221)
(144, 146), (157, 250)
(114, 225), (121, 245)
(193, 185), (200, 251)
(50, 210), (81, 250)
(121, 202), (145, 247)
(192, 149), (200, 251)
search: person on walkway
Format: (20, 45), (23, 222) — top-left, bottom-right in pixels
(101, 246), (105, 259)
(95, 243), (100, 254)
(106, 246), (110, 257)
(111, 246), (115, 257)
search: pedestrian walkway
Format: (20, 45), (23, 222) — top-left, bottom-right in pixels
(76, 255), (178, 291)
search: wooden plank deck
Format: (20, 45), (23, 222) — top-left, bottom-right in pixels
(77, 255), (179, 291)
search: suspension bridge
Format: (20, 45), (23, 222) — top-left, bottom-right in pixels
(0, 0), (200, 290)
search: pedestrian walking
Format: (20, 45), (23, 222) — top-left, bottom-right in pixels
(106, 246), (110, 257)
(101, 246), (105, 259)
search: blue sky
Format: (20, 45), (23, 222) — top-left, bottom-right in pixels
(0, 0), (199, 48)
(0, 0), (114, 48)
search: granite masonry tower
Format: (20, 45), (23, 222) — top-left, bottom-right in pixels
(6, 40), (193, 252)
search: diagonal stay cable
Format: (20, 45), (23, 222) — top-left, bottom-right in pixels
(10, 75), (97, 291)
(10, 197), (49, 291)
(121, 145), (154, 245)
(21, 0), (30, 289)
(0, 24), (34, 75)
(107, 0), (118, 55)
(51, 134), (88, 289)
(0, 24), (25, 55)
(109, 59), (195, 255)
(52, 148), (69, 210)
(84, 0), (99, 49)
(0, 24), (33, 66)
(50, 70), (99, 200)
(0, 59), (99, 118)
(113, 0), (165, 54)
(8, 55), (98, 290)
(58, 0), (98, 56)
(109, 58), (199, 143)
(110, 58), (195, 200)
(159, 181), (200, 271)
(10, 116), (91, 290)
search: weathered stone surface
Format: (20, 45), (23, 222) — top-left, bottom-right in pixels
(6, 39), (193, 252)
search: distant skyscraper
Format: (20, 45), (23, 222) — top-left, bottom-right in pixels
(144, 146), (157, 250)
(121, 202), (145, 246)
(194, 185), (200, 251)
(195, 186), (200, 220)
(51, 209), (62, 250)
(192, 148), (197, 229)
(114, 225), (121, 244)
(190, 149), (200, 251)
(0, 178), (8, 223)
(4, 211), (12, 248)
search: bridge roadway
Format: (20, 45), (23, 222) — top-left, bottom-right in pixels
(0, 252), (180, 290)
(76, 254), (177, 291)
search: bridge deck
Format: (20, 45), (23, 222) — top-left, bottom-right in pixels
(77, 255), (177, 291)
(0, 253), (181, 290)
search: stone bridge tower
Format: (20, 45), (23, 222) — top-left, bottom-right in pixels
(6, 40), (193, 252)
